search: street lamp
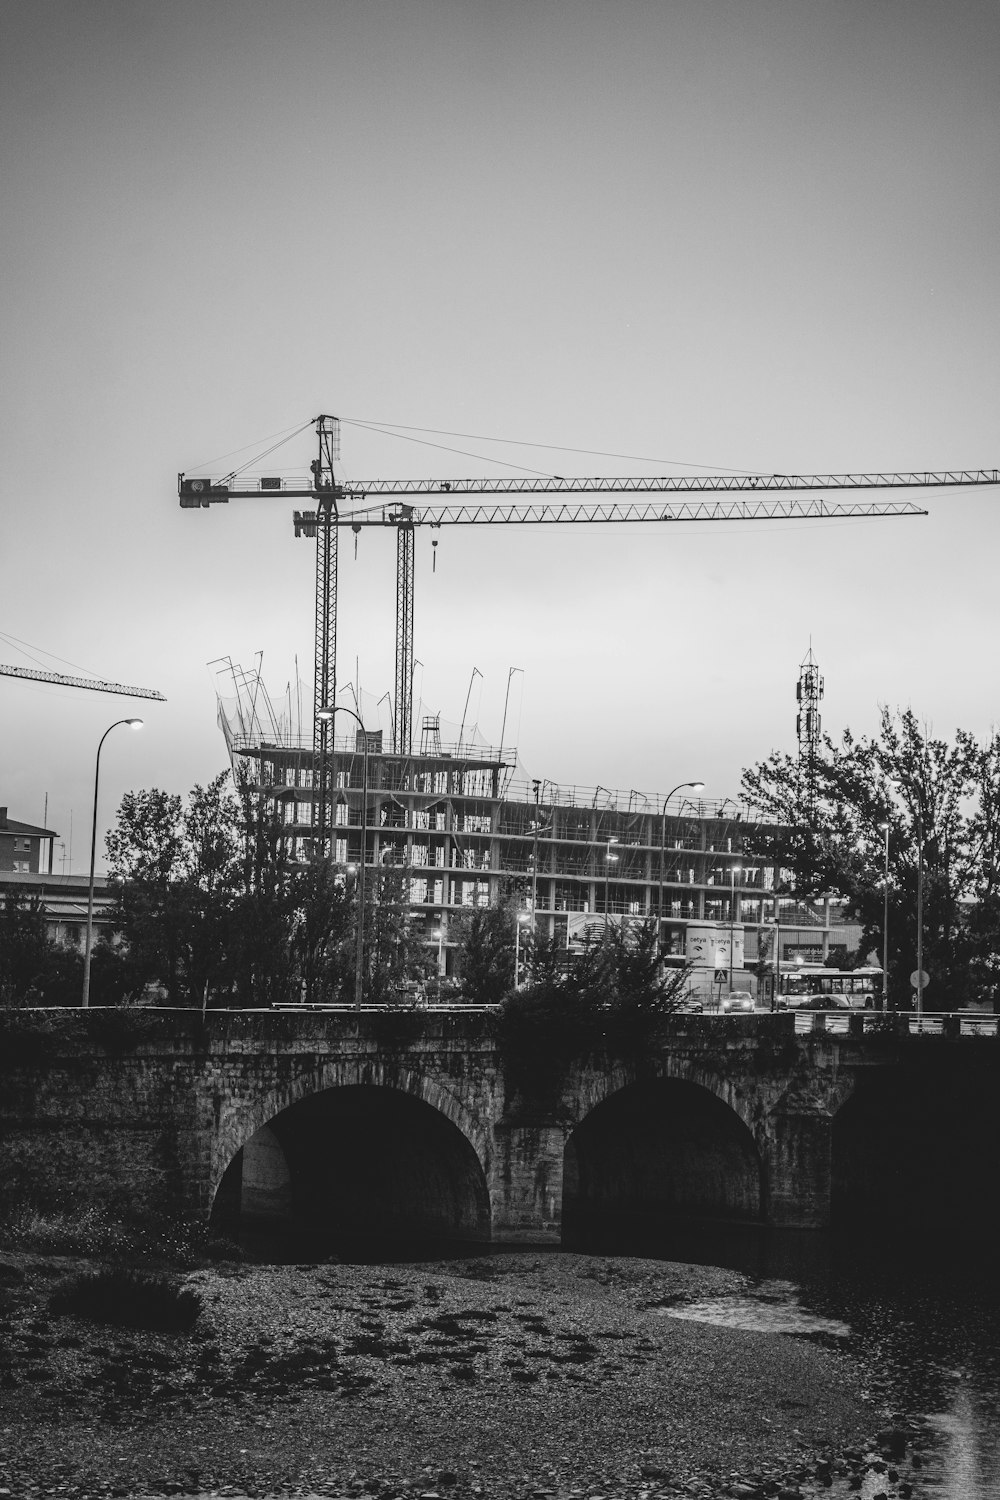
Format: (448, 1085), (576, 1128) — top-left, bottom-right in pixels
(604, 837), (619, 935)
(82, 718), (143, 1008)
(514, 910), (531, 989)
(766, 902), (782, 1010)
(317, 704), (369, 1012)
(657, 781), (705, 959)
(879, 821), (890, 1011)
(729, 863), (742, 992)
(916, 810), (924, 1021)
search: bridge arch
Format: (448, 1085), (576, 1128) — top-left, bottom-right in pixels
(832, 1058), (1000, 1238)
(566, 1054), (765, 1138)
(561, 1067), (765, 1244)
(209, 1062), (491, 1253)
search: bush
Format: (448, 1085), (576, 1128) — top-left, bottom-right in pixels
(49, 1268), (202, 1332)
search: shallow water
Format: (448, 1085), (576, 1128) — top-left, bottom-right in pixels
(658, 1285), (852, 1338)
(582, 1223), (1000, 1500)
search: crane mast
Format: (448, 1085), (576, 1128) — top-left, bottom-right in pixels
(179, 413), (997, 855)
(309, 416), (341, 857)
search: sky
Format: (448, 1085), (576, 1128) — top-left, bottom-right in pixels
(1, 0), (998, 872)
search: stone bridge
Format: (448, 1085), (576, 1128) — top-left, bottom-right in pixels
(1, 1009), (997, 1247)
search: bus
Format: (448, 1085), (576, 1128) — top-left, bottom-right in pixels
(775, 965), (884, 1011)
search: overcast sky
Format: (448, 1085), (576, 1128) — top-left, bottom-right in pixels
(2, 0), (998, 871)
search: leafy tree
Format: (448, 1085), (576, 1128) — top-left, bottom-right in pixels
(107, 775), (248, 1007)
(740, 708), (994, 1010)
(0, 890), (51, 1005)
(290, 855), (355, 1003)
(363, 862), (430, 1004)
(451, 893), (521, 1004)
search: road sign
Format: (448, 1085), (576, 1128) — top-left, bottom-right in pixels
(910, 969), (930, 990)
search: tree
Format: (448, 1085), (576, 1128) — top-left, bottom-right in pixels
(0, 890), (51, 1005)
(451, 893), (521, 1004)
(289, 855), (355, 1003)
(740, 708), (993, 1010)
(107, 775), (249, 1007)
(363, 862), (431, 1004)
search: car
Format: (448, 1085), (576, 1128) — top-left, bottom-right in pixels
(718, 989), (755, 1013)
(788, 993), (852, 1011)
(673, 993), (704, 1014)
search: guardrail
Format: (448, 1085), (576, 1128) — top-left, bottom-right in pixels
(268, 1001), (999, 1037)
(791, 1010), (999, 1038)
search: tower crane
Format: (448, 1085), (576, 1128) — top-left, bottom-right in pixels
(0, 663), (165, 700)
(178, 412), (998, 851)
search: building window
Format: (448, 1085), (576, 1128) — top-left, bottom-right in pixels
(13, 859), (29, 872)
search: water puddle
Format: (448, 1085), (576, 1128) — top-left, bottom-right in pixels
(658, 1279), (852, 1339)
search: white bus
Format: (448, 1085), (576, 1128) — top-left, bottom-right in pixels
(776, 965), (884, 1011)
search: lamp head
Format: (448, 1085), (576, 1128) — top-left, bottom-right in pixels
(317, 705), (335, 721)
(689, 781), (705, 793)
(125, 718), (143, 729)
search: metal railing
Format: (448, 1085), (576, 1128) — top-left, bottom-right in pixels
(792, 1010), (1000, 1038)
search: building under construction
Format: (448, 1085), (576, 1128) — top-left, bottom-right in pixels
(217, 669), (847, 997)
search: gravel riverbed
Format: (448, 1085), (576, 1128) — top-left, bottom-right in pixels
(0, 1251), (912, 1500)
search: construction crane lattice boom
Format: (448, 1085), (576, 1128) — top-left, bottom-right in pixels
(0, 664), (165, 701)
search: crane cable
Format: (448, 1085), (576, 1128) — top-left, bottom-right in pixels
(339, 415), (753, 475)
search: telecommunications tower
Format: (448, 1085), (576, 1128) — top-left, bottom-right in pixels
(796, 646), (824, 825)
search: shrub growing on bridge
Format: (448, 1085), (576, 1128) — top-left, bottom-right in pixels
(497, 921), (693, 1106)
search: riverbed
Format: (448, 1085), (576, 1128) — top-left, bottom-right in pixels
(1, 1248), (884, 1500)
(2, 1236), (994, 1500)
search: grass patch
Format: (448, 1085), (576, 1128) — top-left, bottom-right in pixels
(0, 1206), (202, 1266)
(49, 1268), (202, 1333)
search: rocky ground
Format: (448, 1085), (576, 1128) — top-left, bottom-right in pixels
(0, 1251), (930, 1500)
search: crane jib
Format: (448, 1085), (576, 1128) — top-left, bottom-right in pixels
(289, 498), (930, 530)
(179, 467), (997, 515)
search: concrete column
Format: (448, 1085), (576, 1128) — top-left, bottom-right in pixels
(762, 1109), (834, 1228)
(489, 1122), (566, 1244)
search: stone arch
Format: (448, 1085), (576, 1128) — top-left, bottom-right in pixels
(831, 1057), (1000, 1237)
(562, 1069), (765, 1244)
(566, 1053), (766, 1140)
(209, 1063), (492, 1251)
(210, 1057), (488, 1208)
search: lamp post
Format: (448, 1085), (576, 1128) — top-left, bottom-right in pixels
(879, 821), (890, 1011)
(530, 779), (541, 940)
(729, 862), (742, 992)
(657, 781), (705, 960)
(916, 810), (924, 1020)
(317, 704), (369, 1012)
(82, 718), (143, 1008)
(514, 910), (530, 989)
(768, 902), (782, 1010)
(604, 837), (619, 935)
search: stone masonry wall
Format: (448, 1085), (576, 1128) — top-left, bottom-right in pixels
(1, 1007), (967, 1240)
